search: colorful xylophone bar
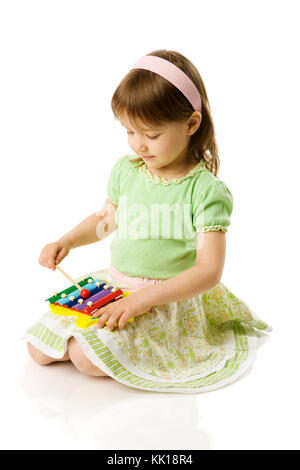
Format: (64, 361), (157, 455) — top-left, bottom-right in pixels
(46, 276), (133, 329)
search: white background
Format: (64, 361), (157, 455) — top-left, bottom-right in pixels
(1, 0), (299, 450)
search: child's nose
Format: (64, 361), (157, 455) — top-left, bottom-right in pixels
(137, 143), (148, 154)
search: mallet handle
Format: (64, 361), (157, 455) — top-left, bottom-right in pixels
(56, 265), (82, 291)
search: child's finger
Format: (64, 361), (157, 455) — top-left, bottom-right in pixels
(96, 311), (110, 328)
(49, 255), (58, 270)
(55, 247), (67, 265)
(118, 312), (130, 330)
(44, 248), (57, 269)
(107, 313), (122, 331)
(91, 307), (106, 319)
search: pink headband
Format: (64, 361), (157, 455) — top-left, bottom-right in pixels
(131, 55), (202, 113)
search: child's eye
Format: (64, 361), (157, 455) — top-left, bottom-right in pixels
(126, 131), (160, 139)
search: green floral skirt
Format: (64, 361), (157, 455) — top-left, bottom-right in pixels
(24, 266), (271, 393)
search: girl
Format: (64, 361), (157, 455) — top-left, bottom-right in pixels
(25, 49), (271, 393)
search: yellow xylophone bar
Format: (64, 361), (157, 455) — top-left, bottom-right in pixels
(50, 291), (134, 329)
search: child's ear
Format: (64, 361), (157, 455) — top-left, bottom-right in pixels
(187, 111), (202, 135)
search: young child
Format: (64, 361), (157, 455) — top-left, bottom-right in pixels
(25, 49), (271, 393)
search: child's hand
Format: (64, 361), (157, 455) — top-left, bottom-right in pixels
(92, 290), (153, 331)
(39, 239), (71, 270)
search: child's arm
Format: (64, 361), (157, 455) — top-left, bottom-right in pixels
(142, 231), (226, 305)
(39, 198), (117, 269)
(59, 198), (118, 249)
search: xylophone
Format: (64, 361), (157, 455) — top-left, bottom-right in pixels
(46, 271), (134, 329)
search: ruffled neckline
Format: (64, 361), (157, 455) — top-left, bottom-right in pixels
(138, 159), (207, 185)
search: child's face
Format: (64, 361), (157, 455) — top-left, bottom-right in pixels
(119, 113), (201, 171)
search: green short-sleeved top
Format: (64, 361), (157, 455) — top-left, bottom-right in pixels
(107, 154), (233, 279)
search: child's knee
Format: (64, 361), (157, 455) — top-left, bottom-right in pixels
(27, 342), (54, 366)
(68, 337), (106, 376)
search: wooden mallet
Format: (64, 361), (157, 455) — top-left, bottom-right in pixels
(55, 265), (91, 298)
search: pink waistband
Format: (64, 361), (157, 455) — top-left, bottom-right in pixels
(108, 263), (165, 291)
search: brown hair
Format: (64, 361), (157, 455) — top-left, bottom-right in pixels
(111, 49), (220, 177)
